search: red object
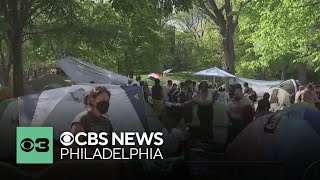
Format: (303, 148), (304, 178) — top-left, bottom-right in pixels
(148, 73), (162, 79)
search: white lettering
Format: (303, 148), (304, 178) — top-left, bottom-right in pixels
(75, 132), (87, 146)
(137, 132), (153, 146)
(98, 132), (108, 146)
(88, 132), (98, 145)
(153, 132), (163, 146)
(112, 132), (124, 145)
(125, 132), (135, 146)
(60, 148), (69, 159)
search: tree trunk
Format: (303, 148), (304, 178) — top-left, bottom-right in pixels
(281, 67), (286, 80)
(222, 33), (236, 74)
(0, 46), (5, 85)
(297, 63), (307, 85)
(11, 29), (24, 97)
(2, 39), (12, 86)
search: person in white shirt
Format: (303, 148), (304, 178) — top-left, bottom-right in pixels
(162, 80), (173, 102)
(217, 87), (230, 106)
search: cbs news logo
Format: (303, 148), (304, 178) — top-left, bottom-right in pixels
(16, 127), (53, 164)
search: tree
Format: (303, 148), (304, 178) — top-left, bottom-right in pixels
(242, 0), (320, 83)
(0, 0), (80, 97)
(196, 0), (251, 74)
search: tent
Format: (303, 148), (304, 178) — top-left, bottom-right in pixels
(0, 84), (158, 160)
(193, 67), (235, 85)
(58, 57), (138, 85)
(193, 67), (235, 78)
(226, 103), (320, 162)
(233, 77), (283, 97)
(29, 74), (71, 92)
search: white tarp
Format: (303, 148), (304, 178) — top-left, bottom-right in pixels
(58, 57), (137, 85)
(233, 77), (283, 97)
(193, 67), (236, 78)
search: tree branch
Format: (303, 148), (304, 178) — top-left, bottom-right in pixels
(208, 0), (226, 27)
(23, 27), (65, 37)
(198, 1), (219, 25)
(233, 0), (251, 27)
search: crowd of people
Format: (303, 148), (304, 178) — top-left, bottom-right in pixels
(133, 78), (320, 145)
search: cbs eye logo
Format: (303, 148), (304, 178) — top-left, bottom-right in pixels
(20, 138), (49, 152)
(60, 132), (74, 146)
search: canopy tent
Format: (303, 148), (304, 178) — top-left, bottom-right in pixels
(0, 84), (159, 160)
(193, 67), (235, 85)
(58, 57), (138, 85)
(226, 104), (320, 162)
(193, 67), (235, 78)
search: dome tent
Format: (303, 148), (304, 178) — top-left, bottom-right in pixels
(0, 84), (154, 160)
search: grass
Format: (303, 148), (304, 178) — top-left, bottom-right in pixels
(139, 72), (215, 86)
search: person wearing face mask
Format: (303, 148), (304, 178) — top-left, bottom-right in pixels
(71, 86), (113, 150)
(226, 85), (254, 143)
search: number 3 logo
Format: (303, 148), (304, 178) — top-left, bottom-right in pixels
(20, 138), (49, 152)
(35, 138), (49, 152)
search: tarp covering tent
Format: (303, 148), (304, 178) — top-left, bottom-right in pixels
(226, 104), (320, 162)
(233, 77), (283, 97)
(58, 57), (137, 85)
(0, 84), (155, 159)
(29, 74), (71, 92)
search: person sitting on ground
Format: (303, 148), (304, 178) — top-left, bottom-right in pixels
(300, 83), (318, 105)
(256, 92), (271, 118)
